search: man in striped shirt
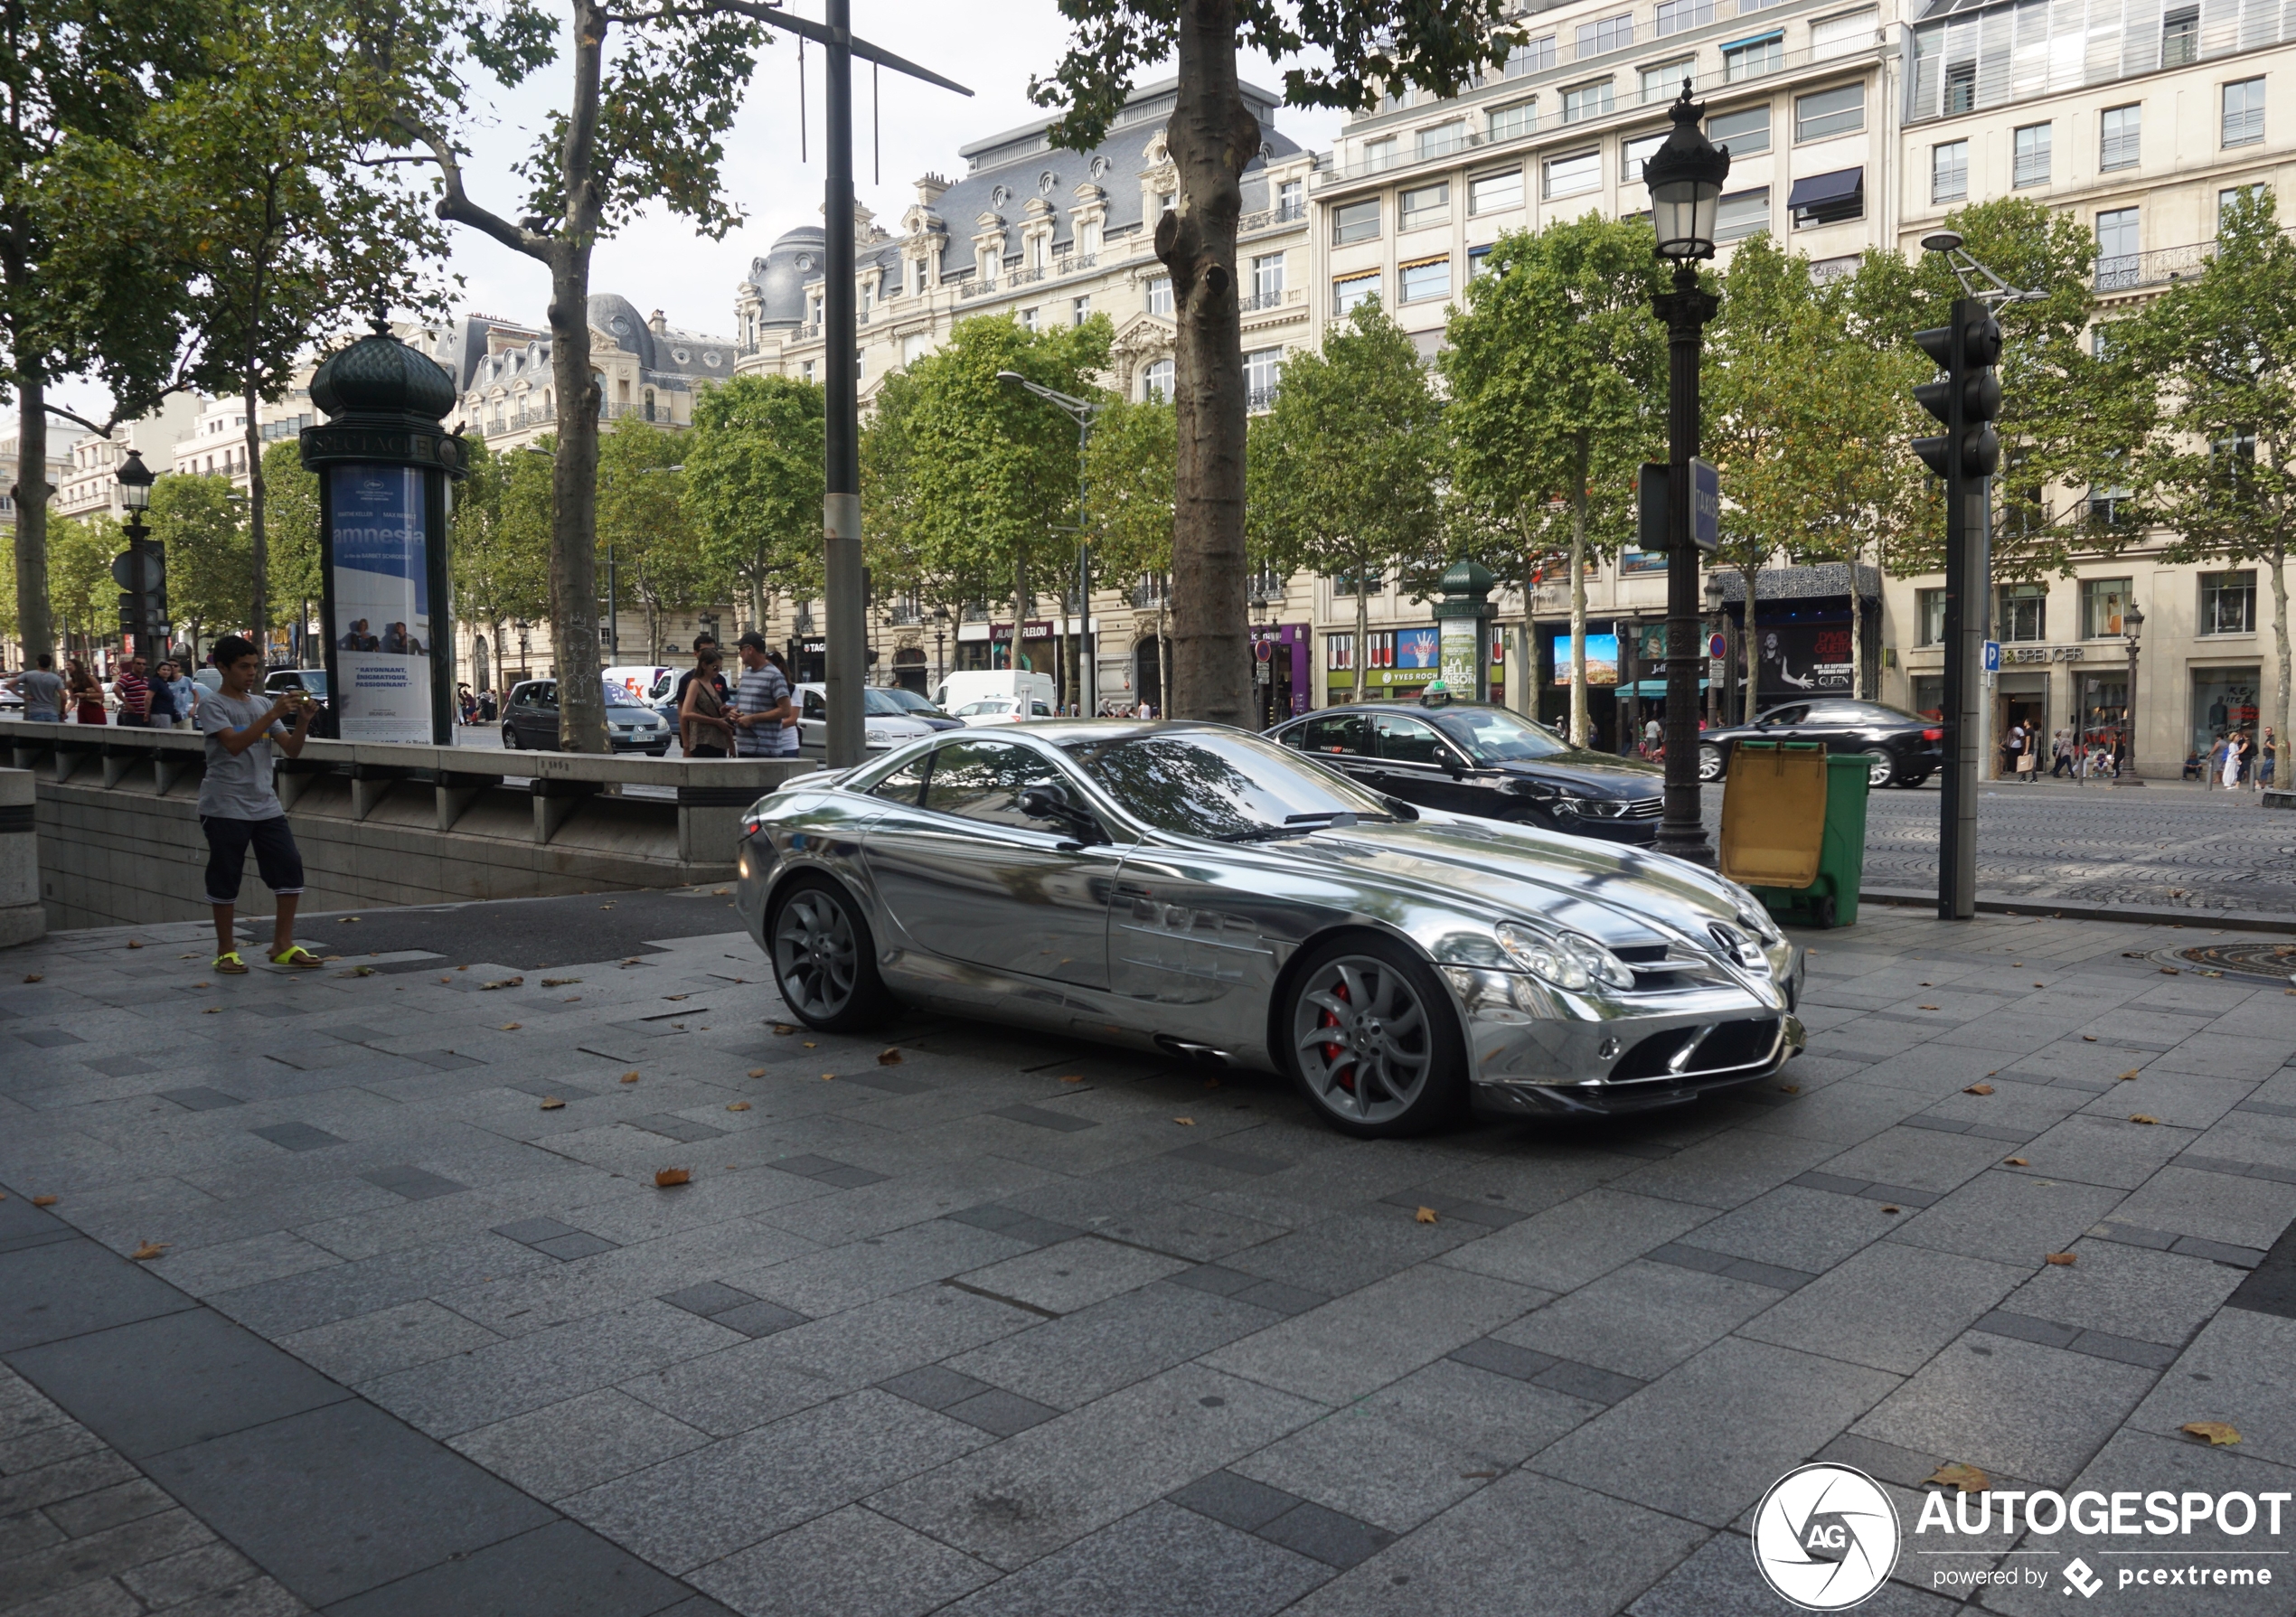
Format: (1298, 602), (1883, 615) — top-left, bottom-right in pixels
(113, 659), (152, 727)
(730, 632), (795, 757)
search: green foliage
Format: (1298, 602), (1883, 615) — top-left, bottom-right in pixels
(46, 513), (121, 639)
(684, 373), (826, 629)
(860, 368), (931, 604)
(598, 417), (707, 654)
(148, 472), (249, 635)
(452, 435), (552, 641)
(259, 440), (322, 609)
(1084, 396), (1177, 587)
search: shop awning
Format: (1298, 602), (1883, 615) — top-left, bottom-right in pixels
(1787, 167), (1864, 213)
(1623, 678), (1710, 696)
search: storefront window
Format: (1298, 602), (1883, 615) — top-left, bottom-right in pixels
(2080, 578), (2131, 640)
(1910, 674), (1943, 721)
(2076, 670), (2127, 752)
(2200, 570), (2255, 635)
(2189, 667), (2261, 763)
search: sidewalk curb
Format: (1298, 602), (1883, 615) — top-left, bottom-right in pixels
(1858, 887), (2296, 936)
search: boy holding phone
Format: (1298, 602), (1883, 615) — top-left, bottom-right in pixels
(196, 636), (323, 973)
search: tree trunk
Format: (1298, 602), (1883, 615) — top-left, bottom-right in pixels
(1159, 0), (1255, 725)
(1848, 543), (1862, 700)
(1354, 557), (1369, 710)
(546, 237), (605, 749)
(746, 565), (765, 637)
(244, 378), (268, 649)
(1742, 559), (1762, 713)
(1568, 437), (1590, 747)
(14, 382), (52, 667)
(1010, 562), (1030, 675)
(2270, 541), (2291, 777)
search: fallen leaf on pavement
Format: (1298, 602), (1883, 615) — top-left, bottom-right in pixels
(822, 1072), (835, 1080)
(2122, 951), (2146, 958)
(1882, 1205), (1901, 1214)
(1918, 1004), (1940, 1011)
(202, 1007), (220, 1014)
(1926, 1463), (1990, 1493)
(457, 964), (468, 971)
(1964, 1084), (1995, 1095)
(664, 993), (690, 1001)
(438, 976), (452, 983)
(2160, 966), (2180, 975)
(130, 1241), (166, 1260)
(482, 976), (524, 990)
(32, 1195), (57, 1207)
(620, 1072), (640, 1084)
(126, 940), (142, 949)
(2045, 1252), (2077, 1265)
(539, 1097), (565, 1110)
(878, 1048), (902, 1065)
(1778, 1083), (1801, 1094)
(2129, 1114), (2159, 1124)
(727, 1101), (750, 1112)
(1059, 1075), (1084, 1084)
(803, 1041), (816, 1048)
(2181, 1422), (2241, 1446)
(541, 977), (579, 987)
(21, 973), (39, 982)
(344, 965), (374, 978)
(1173, 1116), (1195, 1125)
(712, 888), (729, 895)
(2004, 1157), (2029, 1166)
(2082, 1035), (2097, 1041)
(654, 1168), (691, 1188)
(748, 1068), (767, 1078)
(2117, 1069), (2141, 1081)
(771, 1023), (796, 1035)
(1415, 1207), (1438, 1224)
(497, 1022), (522, 1031)
(339, 916), (360, 923)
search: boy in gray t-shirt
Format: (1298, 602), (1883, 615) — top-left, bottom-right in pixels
(195, 636), (322, 973)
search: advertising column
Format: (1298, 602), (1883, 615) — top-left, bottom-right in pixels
(328, 466), (434, 742)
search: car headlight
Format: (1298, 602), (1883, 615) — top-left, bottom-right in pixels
(1566, 795), (1630, 819)
(1494, 922), (1635, 992)
(865, 728), (890, 745)
(1720, 879), (1783, 945)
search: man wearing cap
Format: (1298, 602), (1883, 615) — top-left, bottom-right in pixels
(730, 632), (796, 757)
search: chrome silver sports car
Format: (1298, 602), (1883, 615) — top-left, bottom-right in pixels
(735, 721), (1805, 1137)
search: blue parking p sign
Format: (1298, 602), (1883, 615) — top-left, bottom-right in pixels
(1981, 640), (2000, 673)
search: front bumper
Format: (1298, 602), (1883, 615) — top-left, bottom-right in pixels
(1550, 813), (1660, 846)
(1440, 944), (1804, 1116)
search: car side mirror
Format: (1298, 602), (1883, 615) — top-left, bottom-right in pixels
(1443, 754), (1466, 779)
(1019, 785), (1106, 844)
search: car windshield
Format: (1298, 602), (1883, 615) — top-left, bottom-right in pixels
(862, 689), (924, 718)
(1424, 704), (1569, 763)
(295, 672), (328, 698)
(1064, 731), (1395, 841)
(877, 689), (950, 719)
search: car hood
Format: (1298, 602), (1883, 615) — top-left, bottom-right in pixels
(1489, 752), (1662, 795)
(1275, 813), (1749, 952)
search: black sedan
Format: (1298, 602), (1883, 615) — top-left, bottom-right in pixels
(501, 678), (673, 755)
(1697, 698), (1943, 788)
(1268, 700), (1664, 843)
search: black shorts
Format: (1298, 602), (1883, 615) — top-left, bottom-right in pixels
(202, 816), (305, 907)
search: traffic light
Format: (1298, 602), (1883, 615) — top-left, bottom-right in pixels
(111, 541), (168, 650)
(1911, 299), (2003, 482)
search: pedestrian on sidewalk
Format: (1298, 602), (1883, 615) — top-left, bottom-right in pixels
(2050, 728), (2075, 778)
(197, 635), (323, 974)
(730, 635), (797, 758)
(5, 654), (63, 723)
(2234, 729), (2256, 791)
(670, 631), (723, 717)
(113, 657), (151, 728)
(2263, 728), (2278, 788)
(145, 661), (181, 731)
(165, 661), (199, 729)
(65, 661), (103, 725)
(2219, 732), (2241, 791)
(679, 646), (736, 757)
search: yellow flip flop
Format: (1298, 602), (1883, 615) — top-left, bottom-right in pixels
(213, 951), (248, 975)
(269, 945), (325, 970)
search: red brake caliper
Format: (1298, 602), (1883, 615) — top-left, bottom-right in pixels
(1321, 980), (1354, 1092)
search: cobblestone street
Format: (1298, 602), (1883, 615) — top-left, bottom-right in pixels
(2, 894), (2293, 1615)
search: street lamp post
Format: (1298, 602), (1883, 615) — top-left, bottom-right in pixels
(2121, 599), (2144, 781)
(1644, 84), (1730, 866)
(932, 605), (948, 691)
(997, 371), (1101, 719)
(112, 449), (163, 668)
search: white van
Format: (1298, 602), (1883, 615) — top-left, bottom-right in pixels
(933, 669), (1056, 718)
(602, 664), (676, 709)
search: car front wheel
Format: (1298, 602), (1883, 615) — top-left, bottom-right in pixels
(1698, 744), (1726, 782)
(501, 723), (520, 749)
(1285, 935), (1467, 1138)
(768, 876), (891, 1032)
(1861, 747), (1896, 788)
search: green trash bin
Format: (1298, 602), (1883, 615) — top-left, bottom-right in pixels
(1746, 752), (1869, 929)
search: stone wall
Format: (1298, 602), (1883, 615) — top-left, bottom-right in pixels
(11, 725), (806, 931)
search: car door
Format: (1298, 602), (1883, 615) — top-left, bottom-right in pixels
(523, 682), (560, 748)
(859, 736), (1124, 990)
(1284, 712), (1379, 792)
(1369, 712), (1482, 814)
(1751, 702), (1810, 743)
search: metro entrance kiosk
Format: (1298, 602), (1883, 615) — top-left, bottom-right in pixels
(298, 327), (468, 745)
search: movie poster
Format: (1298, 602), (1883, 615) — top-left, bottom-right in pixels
(329, 466), (431, 742)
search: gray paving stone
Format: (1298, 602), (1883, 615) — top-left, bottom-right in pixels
(0, 1238), (196, 1353)
(1529, 1358), (1646, 1406)
(1851, 1331), (2159, 1486)
(1494, 1259), (1779, 1381)
(278, 1299), (503, 1386)
(1230, 1278), (1328, 1316)
(1884, 1169), (2125, 1266)
(39, 1474), (175, 1538)
(1534, 1337), (1900, 1528)
(1219, 1208), (1478, 1297)
(2125, 1305), (2296, 1470)
(931, 1500), (1325, 1617)
(878, 1366), (993, 1412)
(1204, 1264), (1542, 1405)
(1233, 1408), (1490, 1534)
(1255, 1499), (1396, 1569)
(1167, 1469), (1303, 1532)
(447, 1387), (713, 1502)
(955, 1236), (1191, 1316)
(533, 1231), (621, 1262)
(248, 1122), (344, 1152)
(2104, 1163), (2296, 1253)
(321, 1517), (692, 1617)
(1437, 1188), (1713, 1293)
(1737, 1242), (2028, 1375)
(1625, 1529), (1962, 1616)
(157, 1086), (245, 1112)
(988, 1104), (1098, 1133)
(941, 1284), (1275, 1411)
(1998, 1239), (2242, 1347)
(709, 1300), (807, 1339)
(686, 1505), (994, 1617)
(659, 1282), (758, 1319)
(1445, 1336), (1557, 1382)
(358, 1166), (466, 1202)
(942, 1387), (1059, 1439)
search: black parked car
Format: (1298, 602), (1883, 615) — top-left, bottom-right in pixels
(1697, 698), (1944, 788)
(1268, 700), (1665, 844)
(501, 678), (673, 755)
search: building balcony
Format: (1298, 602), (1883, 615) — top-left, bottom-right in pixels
(2094, 240), (2212, 294)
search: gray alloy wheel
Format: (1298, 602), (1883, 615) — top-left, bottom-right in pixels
(1861, 747), (1896, 788)
(1698, 744), (1726, 782)
(768, 879), (888, 1031)
(1289, 945), (1460, 1134)
(500, 722), (519, 749)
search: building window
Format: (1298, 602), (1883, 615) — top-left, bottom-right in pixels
(1790, 167), (1863, 227)
(1417, 120), (1467, 161)
(1400, 182), (1450, 230)
(1360, 136), (1397, 173)
(1276, 179), (1303, 220)
(1642, 60), (1695, 105)
(2201, 570), (2256, 635)
(1072, 296), (1092, 325)
(1468, 243), (1494, 279)
(2095, 208), (2140, 290)
(1507, 35), (1557, 77)
(1544, 150), (1601, 199)
(1145, 275), (1173, 316)
(1332, 198), (1381, 245)
(1932, 140), (1968, 202)
(1708, 103), (1771, 155)
(1794, 82), (1864, 141)
(1715, 186), (1770, 240)
(2219, 183), (2268, 227)
(1577, 13), (1633, 56)
(2223, 78), (2266, 147)
(2012, 122), (2051, 187)
(1916, 588), (1946, 647)
(901, 333), (928, 367)
(1810, 7), (1877, 61)
(2081, 578), (2131, 639)
(1245, 347), (1281, 409)
(643, 388), (657, 422)
(1251, 252), (1285, 305)
(1333, 271), (1383, 315)
(1489, 99), (1538, 142)
(1020, 306), (1040, 332)
(1400, 256), (1452, 303)
(1562, 80), (1615, 123)
(1998, 582), (2047, 643)
(1944, 61), (1975, 115)
(1469, 166), (1525, 213)
(1141, 358), (1174, 401)
(1655, 0), (1715, 35)
(2162, 5), (2198, 67)
(1623, 130), (1666, 183)
(2100, 105), (2141, 172)
(1725, 34), (1784, 81)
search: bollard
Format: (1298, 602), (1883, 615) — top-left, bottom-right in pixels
(0, 768), (45, 945)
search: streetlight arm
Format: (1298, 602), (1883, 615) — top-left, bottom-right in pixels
(996, 370), (1099, 424)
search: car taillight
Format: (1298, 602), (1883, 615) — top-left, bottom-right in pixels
(1922, 729), (1943, 742)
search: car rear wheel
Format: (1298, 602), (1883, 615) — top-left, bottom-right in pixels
(501, 722), (520, 749)
(1284, 935), (1466, 1138)
(768, 876), (890, 1032)
(1698, 744), (1726, 782)
(1861, 747), (1896, 788)
(1896, 773), (1931, 789)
